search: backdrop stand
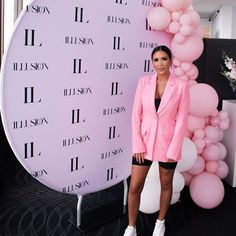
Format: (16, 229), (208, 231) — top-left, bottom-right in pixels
(69, 179), (128, 232)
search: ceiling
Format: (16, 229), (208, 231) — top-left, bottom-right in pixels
(192, 0), (236, 18)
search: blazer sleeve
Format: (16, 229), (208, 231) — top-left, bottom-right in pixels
(132, 78), (146, 154)
(166, 80), (189, 160)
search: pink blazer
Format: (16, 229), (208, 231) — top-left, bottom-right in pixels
(132, 73), (189, 162)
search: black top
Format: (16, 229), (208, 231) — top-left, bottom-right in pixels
(155, 98), (161, 112)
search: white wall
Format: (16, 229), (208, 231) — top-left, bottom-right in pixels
(211, 5), (234, 39)
(232, 7), (236, 39)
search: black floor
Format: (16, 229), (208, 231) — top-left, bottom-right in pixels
(1, 125), (236, 236)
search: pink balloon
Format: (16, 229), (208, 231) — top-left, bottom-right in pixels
(219, 119), (229, 130)
(168, 21), (180, 34)
(180, 25), (194, 36)
(188, 155), (205, 175)
(187, 10), (200, 26)
(161, 0), (187, 12)
(173, 32), (186, 44)
(216, 142), (227, 160)
(186, 130), (193, 139)
(182, 0), (192, 10)
(189, 84), (219, 117)
(173, 57), (181, 67)
(197, 148), (203, 155)
(187, 115), (205, 132)
(194, 129), (205, 139)
(204, 125), (220, 144)
(216, 161), (229, 179)
(190, 172), (224, 209)
(179, 13), (193, 25)
(175, 67), (184, 76)
(182, 171), (193, 185)
(180, 62), (192, 72)
(210, 117), (221, 126)
(172, 11), (181, 21)
(202, 144), (221, 161)
(147, 7), (171, 31)
(218, 110), (229, 120)
(171, 35), (203, 62)
(205, 161), (218, 173)
(193, 138), (205, 149)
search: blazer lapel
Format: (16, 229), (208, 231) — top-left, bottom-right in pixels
(157, 74), (176, 115)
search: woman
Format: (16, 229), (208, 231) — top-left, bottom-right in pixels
(123, 45), (189, 236)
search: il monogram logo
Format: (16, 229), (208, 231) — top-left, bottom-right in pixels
(74, 7), (89, 23)
(73, 59), (88, 74)
(24, 29), (42, 46)
(115, 0), (128, 5)
(113, 36), (125, 50)
(24, 87), (42, 104)
(24, 142), (41, 159)
(144, 60), (153, 72)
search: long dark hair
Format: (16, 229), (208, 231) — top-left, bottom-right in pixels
(151, 45), (172, 60)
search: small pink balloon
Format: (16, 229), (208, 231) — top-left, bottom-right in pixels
(187, 115), (205, 132)
(190, 172), (225, 209)
(173, 32), (186, 44)
(202, 144), (221, 161)
(179, 13), (193, 25)
(210, 117), (221, 126)
(219, 119), (229, 130)
(147, 7), (171, 31)
(182, 0), (192, 10)
(181, 62), (192, 72)
(216, 142), (227, 160)
(171, 35), (204, 62)
(218, 110), (229, 120)
(161, 0), (187, 12)
(204, 125), (220, 144)
(172, 11), (181, 21)
(216, 161), (229, 179)
(189, 84), (219, 117)
(175, 67), (184, 76)
(187, 10), (200, 26)
(193, 138), (205, 149)
(205, 161), (218, 173)
(173, 57), (181, 67)
(168, 21), (180, 34)
(180, 24), (194, 37)
(211, 109), (219, 117)
(194, 129), (205, 139)
(205, 116), (211, 126)
(182, 171), (193, 185)
(188, 156), (205, 175)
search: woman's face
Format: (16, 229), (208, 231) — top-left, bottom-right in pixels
(152, 50), (171, 76)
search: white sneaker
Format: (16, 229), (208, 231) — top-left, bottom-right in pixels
(152, 219), (165, 236)
(123, 225), (137, 236)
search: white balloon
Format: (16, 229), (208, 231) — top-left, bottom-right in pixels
(146, 162), (159, 183)
(173, 172), (185, 193)
(139, 181), (160, 213)
(176, 137), (198, 172)
(171, 192), (181, 205)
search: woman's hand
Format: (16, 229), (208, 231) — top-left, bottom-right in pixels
(133, 152), (146, 164)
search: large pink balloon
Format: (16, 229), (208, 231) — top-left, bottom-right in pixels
(147, 7), (171, 31)
(161, 0), (187, 12)
(189, 84), (219, 117)
(190, 172), (225, 209)
(171, 35), (203, 62)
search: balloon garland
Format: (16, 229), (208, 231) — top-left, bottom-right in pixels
(145, 0), (230, 209)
